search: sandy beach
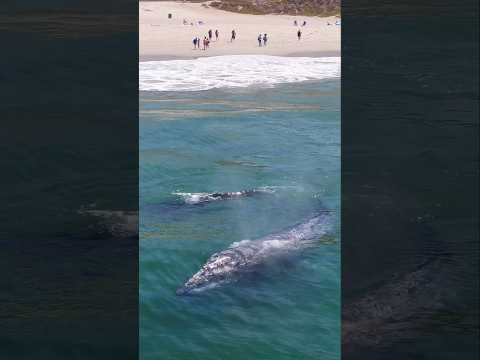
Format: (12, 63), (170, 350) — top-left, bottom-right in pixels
(140, 1), (340, 60)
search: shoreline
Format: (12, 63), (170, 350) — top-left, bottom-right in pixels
(140, 1), (340, 60)
(139, 50), (341, 62)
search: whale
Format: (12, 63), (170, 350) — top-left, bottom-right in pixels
(173, 188), (274, 205)
(176, 212), (331, 295)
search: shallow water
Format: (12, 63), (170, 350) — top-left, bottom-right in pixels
(140, 76), (340, 360)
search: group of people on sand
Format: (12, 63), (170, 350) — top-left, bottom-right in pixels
(192, 29), (225, 50)
(192, 29), (238, 50)
(192, 36), (210, 50)
(293, 20), (308, 40)
(293, 20), (308, 27)
(191, 27), (302, 50)
(190, 16), (337, 51)
(257, 33), (268, 47)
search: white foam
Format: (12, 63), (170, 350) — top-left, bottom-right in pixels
(173, 192), (214, 204)
(139, 55), (340, 92)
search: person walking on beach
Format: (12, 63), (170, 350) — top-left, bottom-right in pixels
(258, 34), (262, 47)
(197, 37), (201, 49)
(297, 29), (302, 40)
(193, 37), (197, 49)
(215, 29), (219, 40)
(263, 33), (268, 46)
(208, 29), (213, 41)
(203, 37), (207, 50)
(231, 29), (236, 42)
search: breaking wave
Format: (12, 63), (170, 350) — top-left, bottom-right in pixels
(139, 55), (340, 91)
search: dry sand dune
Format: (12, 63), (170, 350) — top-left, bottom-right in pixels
(140, 1), (340, 60)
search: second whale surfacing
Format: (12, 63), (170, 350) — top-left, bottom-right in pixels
(173, 187), (275, 205)
(176, 212), (332, 295)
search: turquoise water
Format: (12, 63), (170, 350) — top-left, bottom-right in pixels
(140, 79), (340, 360)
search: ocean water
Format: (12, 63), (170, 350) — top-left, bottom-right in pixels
(140, 56), (340, 360)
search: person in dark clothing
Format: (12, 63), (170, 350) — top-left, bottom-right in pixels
(193, 37), (197, 49)
(215, 29), (219, 40)
(263, 33), (268, 46)
(231, 29), (236, 42)
(297, 29), (302, 40)
(208, 29), (212, 40)
(258, 34), (262, 47)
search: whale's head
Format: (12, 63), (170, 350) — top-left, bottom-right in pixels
(176, 250), (241, 295)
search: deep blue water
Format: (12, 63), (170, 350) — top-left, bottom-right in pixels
(140, 79), (340, 360)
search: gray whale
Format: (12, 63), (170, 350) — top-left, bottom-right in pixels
(173, 188), (274, 205)
(177, 213), (331, 295)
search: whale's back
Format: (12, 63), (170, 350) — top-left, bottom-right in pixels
(177, 213), (331, 295)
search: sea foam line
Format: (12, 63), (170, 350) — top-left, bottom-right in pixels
(139, 55), (340, 92)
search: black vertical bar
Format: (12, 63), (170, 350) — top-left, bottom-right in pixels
(342, 0), (478, 358)
(1, 1), (139, 359)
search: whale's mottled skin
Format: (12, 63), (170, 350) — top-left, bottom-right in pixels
(176, 213), (331, 295)
(209, 190), (256, 200)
